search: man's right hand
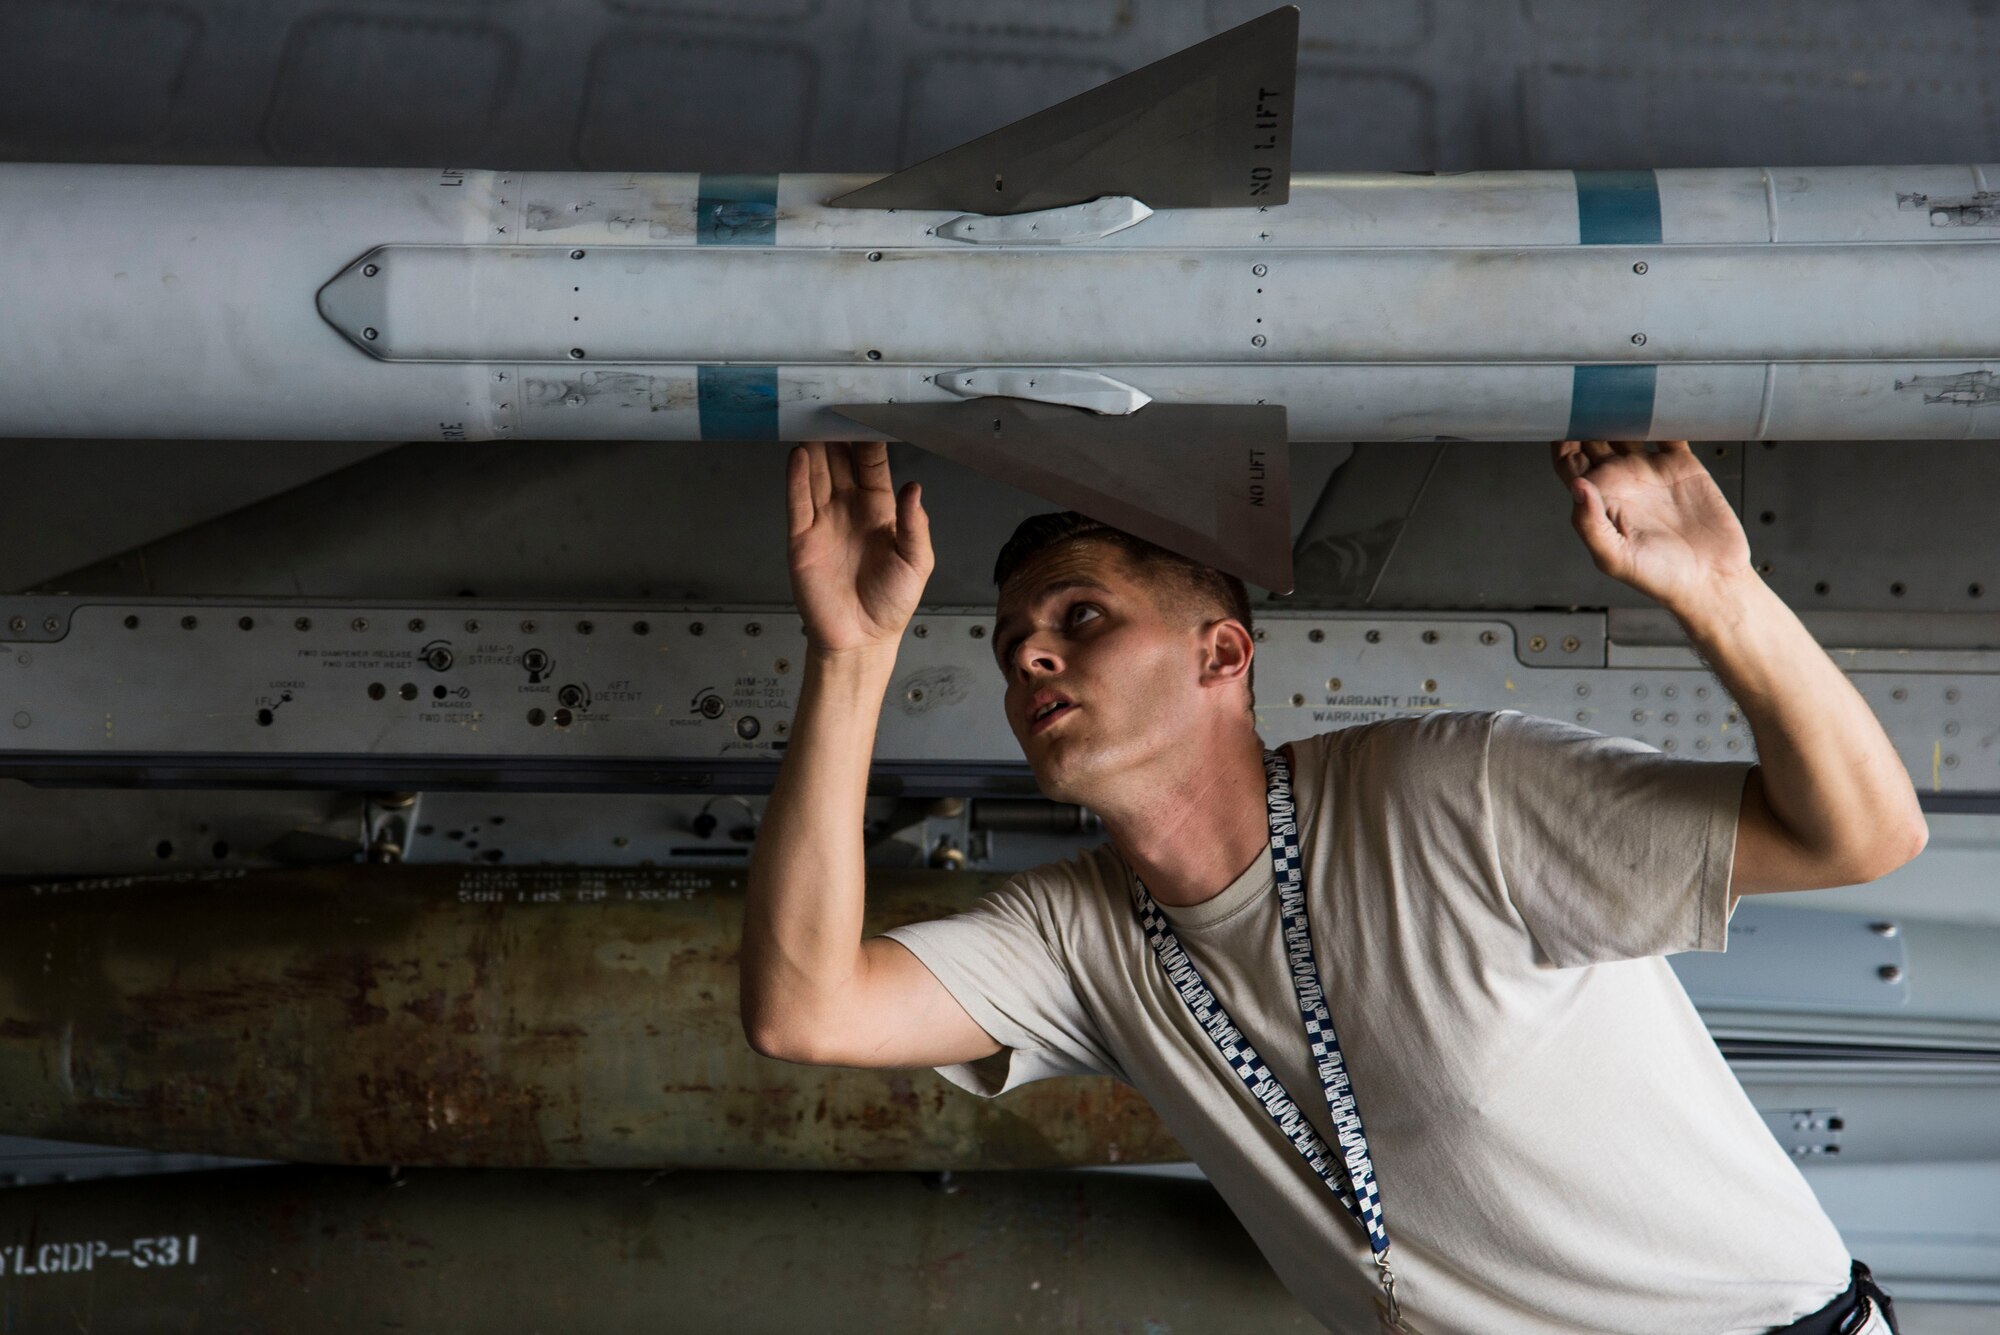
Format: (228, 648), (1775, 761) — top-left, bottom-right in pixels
(786, 441), (933, 659)
(748, 440), (1001, 1073)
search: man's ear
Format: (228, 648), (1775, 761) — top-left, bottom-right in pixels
(1202, 618), (1254, 692)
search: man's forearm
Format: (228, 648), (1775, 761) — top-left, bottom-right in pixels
(741, 645), (899, 1047)
(1670, 568), (1926, 875)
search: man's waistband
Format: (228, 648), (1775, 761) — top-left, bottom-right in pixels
(1766, 1260), (1897, 1335)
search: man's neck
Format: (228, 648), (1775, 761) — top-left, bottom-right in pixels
(1094, 730), (1273, 909)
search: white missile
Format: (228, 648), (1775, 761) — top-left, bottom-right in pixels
(3, 6), (1996, 591)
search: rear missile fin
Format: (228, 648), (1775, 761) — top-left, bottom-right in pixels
(828, 6), (1298, 214)
(833, 399), (1293, 594)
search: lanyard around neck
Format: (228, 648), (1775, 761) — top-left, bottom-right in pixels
(1129, 748), (1401, 1319)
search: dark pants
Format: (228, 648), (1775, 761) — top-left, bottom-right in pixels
(1768, 1260), (1898, 1335)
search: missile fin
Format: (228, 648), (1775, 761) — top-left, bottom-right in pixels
(833, 399), (1293, 594)
(827, 6), (1298, 214)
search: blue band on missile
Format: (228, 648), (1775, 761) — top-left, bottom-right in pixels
(695, 177), (779, 436)
(1567, 364), (1657, 440)
(698, 366), (780, 440)
(696, 174), (779, 246)
(1574, 170), (1661, 245)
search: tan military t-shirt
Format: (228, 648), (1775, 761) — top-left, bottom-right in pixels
(880, 709), (1854, 1335)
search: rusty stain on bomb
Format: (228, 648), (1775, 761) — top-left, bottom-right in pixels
(0, 865), (1184, 1171)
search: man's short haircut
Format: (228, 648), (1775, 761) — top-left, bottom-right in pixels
(992, 511), (1256, 713)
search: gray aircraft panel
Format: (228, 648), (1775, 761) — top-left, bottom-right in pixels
(0, 442), (395, 595)
(2, 0), (1996, 175)
(4, 598), (1999, 810)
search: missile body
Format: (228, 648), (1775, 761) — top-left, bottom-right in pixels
(4, 163), (1998, 445)
(0, 866), (1180, 1169)
(0, 1165), (1320, 1332)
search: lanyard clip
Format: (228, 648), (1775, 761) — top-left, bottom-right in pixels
(1374, 1248), (1401, 1325)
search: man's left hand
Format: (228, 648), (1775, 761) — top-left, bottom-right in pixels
(1551, 440), (1754, 612)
